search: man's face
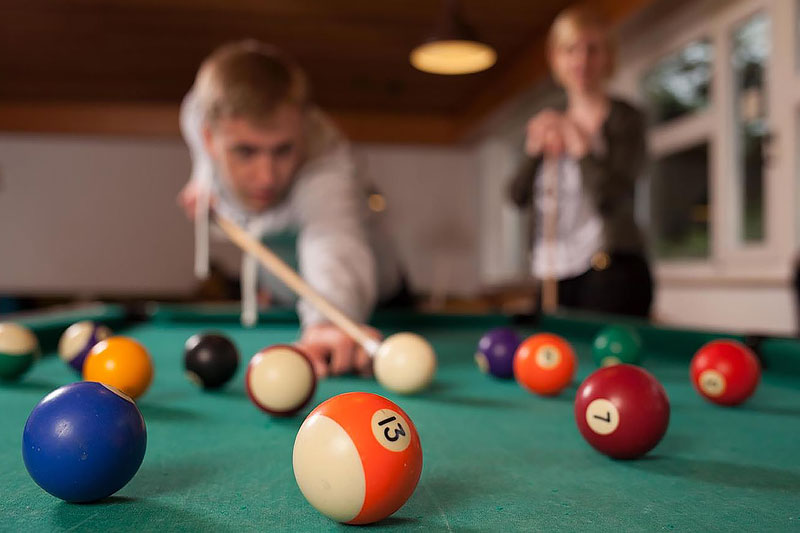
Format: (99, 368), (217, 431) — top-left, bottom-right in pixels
(204, 104), (306, 212)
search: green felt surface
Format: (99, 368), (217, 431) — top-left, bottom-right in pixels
(1, 309), (800, 531)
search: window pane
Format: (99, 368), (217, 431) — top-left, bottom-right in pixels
(642, 39), (713, 124)
(732, 12), (770, 243)
(651, 144), (710, 259)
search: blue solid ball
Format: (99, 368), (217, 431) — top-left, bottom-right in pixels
(22, 381), (147, 502)
(475, 327), (521, 378)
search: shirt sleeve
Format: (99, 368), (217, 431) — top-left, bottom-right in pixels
(292, 144), (378, 328)
(180, 88), (214, 187)
(507, 156), (543, 208)
(578, 103), (646, 216)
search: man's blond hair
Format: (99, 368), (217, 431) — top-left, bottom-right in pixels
(195, 40), (309, 127)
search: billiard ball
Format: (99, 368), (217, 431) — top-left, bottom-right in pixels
(373, 333), (436, 394)
(475, 327), (520, 379)
(592, 325), (642, 367)
(22, 381), (147, 502)
(575, 364), (670, 459)
(513, 333), (576, 395)
(184, 332), (239, 389)
(58, 321), (112, 373)
(0, 322), (39, 380)
(83, 336), (154, 400)
(245, 345), (316, 416)
(690, 339), (761, 406)
(293, 392), (422, 524)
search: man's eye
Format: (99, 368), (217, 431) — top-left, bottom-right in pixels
(232, 146), (257, 159)
(273, 143), (294, 158)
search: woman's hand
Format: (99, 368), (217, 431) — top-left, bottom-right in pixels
(526, 110), (593, 160)
(560, 115), (591, 159)
(525, 109), (564, 157)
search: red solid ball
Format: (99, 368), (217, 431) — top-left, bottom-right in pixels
(574, 364), (670, 459)
(690, 340), (761, 406)
(513, 333), (577, 396)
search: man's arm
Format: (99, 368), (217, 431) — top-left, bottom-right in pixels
(292, 143), (380, 376)
(178, 89), (215, 218)
(294, 145), (378, 326)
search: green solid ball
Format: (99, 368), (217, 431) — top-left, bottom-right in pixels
(0, 322), (39, 380)
(592, 325), (643, 367)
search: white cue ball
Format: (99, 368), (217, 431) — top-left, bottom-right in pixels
(373, 333), (436, 394)
(245, 345), (317, 416)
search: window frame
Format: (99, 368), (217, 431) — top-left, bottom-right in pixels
(617, 0), (796, 284)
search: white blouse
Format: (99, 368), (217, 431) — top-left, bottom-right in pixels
(532, 156), (604, 280)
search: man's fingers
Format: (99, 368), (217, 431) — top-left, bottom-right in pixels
(328, 338), (355, 376)
(355, 347), (373, 377)
(298, 342), (330, 379)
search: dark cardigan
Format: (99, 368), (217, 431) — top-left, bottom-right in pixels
(507, 98), (647, 256)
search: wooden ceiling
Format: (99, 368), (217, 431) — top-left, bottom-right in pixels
(0, 0), (650, 142)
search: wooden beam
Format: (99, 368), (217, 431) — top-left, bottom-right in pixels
(0, 102), (460, 144)
(0, 102), (181, 138)
(0, 0), (653, 144)
(329, 111), (459, 144)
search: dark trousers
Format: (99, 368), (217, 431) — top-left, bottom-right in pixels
(556, 253), (653, 318)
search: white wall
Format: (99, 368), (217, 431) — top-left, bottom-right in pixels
(354, 144), (480, 296)
(0, 133), (480, 298)
(0, 134), (195, 296)
(655, 285), (795, 335)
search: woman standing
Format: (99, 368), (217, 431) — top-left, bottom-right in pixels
(508, 6), (652, 318)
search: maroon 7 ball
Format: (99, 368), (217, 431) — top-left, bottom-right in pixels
(574, 364), (670, 459)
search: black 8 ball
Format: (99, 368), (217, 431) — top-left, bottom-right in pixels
(184, 333), (239, 389)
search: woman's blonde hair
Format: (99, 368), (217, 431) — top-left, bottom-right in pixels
(195, 40), (310, 127)
(547, 6), (616, 78)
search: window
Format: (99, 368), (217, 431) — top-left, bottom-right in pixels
(651, 143), (710, 259)
(642, 39), (713, 125)
(643, 39), (714, 261)
(731, 12), (770, 243)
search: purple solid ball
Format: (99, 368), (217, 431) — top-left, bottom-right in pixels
(475, 327), (521, 378)
(58, 321), (113, 374)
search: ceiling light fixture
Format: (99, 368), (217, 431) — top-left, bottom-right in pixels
(410, 0), (496, 75)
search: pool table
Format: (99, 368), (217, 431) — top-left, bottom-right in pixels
(1, 303), (799, 532)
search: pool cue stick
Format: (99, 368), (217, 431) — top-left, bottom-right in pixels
(212, 211), (382, 355)
(541, 156), (559, 313)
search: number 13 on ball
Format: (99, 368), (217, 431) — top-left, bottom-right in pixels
(293, 392), (423, 525)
